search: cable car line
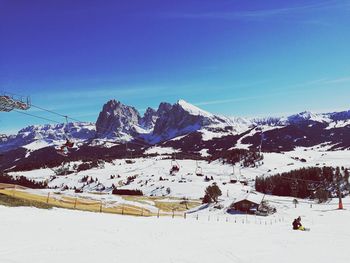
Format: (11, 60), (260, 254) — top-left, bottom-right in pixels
(13, 109), (61, 124)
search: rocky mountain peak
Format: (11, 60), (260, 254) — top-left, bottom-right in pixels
(149, 100), (228, 143)
(140, 107), (158, 130)
(156, 102), (173, 116)
(95, 99), (141, 139)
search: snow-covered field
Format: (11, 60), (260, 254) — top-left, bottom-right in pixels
(1, 196), (349, 263)
(9, 149), (350, 199)
(3, 149), (350, 263)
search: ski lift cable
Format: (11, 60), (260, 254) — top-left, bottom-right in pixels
(13, 109), (61, 124)
(30, 104), (83, 123)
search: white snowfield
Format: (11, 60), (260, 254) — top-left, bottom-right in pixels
(9, 149), (350, 200)
(1, 197), (349, 263)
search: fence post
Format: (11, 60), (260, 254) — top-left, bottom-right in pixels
(184, 212), (186, 219)
(196, 214), (199, 220)
(100, 201), (103, 213)
(46, 192), (50, 204)
(74, 198), (77, 209)
(157, 209), (160, 218)
(172, 209), (174, 218)
(122, 205), (124, 215)
(141, 208), (144, 216)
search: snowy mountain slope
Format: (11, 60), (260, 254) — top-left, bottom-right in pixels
(0, 122), (95, 153)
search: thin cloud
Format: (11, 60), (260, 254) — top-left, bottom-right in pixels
(194, 75), (350, 107)
(194, 91), (302, 107)
(165, 1), (349, 21)
(323, 77), (350, 84)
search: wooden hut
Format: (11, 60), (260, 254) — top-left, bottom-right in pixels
(230, 193), (264, 214)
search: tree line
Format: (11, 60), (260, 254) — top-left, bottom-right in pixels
(0, 172), (47, 189)
(255, 166), (350, 201)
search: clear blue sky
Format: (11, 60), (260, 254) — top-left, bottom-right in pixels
(1, 0), (350, 133)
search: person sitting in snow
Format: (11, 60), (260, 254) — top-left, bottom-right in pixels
(292, 216), (305, 230)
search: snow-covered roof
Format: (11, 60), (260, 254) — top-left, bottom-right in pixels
(233, 192), (264, 205)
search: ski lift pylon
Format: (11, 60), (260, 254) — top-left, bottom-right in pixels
(236, 162), (248, 185)
(195, 160), (203, 176)
(170, 159), (180, 175)
(229, 165), (238, 183)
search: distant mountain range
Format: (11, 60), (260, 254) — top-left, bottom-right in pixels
(1, 99), (349, 171)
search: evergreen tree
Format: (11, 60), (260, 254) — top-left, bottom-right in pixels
(202, 183), (222, 204)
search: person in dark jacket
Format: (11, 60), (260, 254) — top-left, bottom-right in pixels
(292, 216), (304, 230)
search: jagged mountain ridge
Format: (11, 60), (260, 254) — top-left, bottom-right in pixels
(0, 122), (96, 153)
(94, 99), (236, 144)
(1, 99), (350, 156)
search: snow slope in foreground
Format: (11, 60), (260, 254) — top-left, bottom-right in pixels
(1, 198), (350, 263)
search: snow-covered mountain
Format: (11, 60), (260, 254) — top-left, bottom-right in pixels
(253, 109), (350, 126)
(0, 122), (95, 153)
(94, 99), (235, 144)
(95, 100), (141, 140)
(148, 99), (233, 143)
(1, 99), (350, 158)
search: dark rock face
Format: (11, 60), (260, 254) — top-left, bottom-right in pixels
(139, 107), (158, 130)
(153, 104), (201, 140)
(95, 100), (141, 139)
(150, 101), (225, 143)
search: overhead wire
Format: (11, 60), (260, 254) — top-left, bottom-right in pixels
(30, 104), (83, 123)
(13, 109), (61, 124)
